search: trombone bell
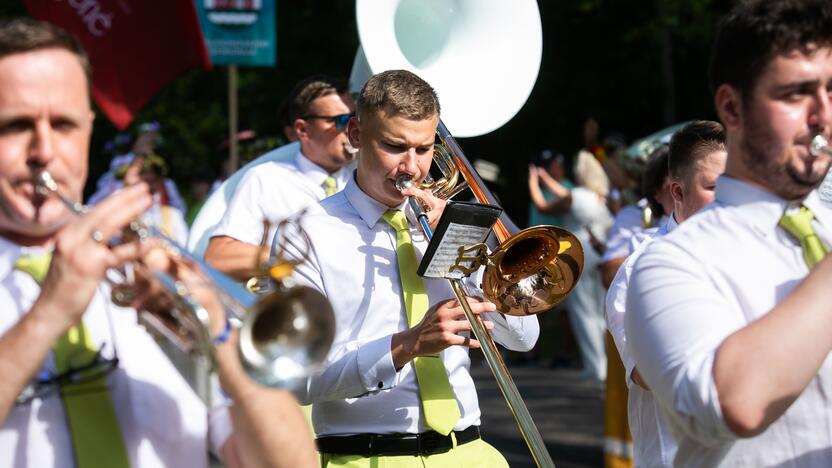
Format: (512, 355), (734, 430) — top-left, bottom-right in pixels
(481, 226), (584, 316)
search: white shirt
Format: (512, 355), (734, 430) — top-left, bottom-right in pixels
(187, 142), (299, 256)
(602, 199), (667, 264)
(212, 150), (351, 248)
(0, 236), (229, 468)
(624, 176), (832, 467)
(562, 187), (613, 270)
(606, 214), (678, 467)
(286, 175), (540, 437)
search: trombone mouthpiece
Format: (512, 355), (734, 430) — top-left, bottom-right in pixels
(810, 134), (831, 158)
(395, 175), (414, 192)
(35, 171), (58, 196)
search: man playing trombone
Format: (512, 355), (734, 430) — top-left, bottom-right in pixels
(283, 69), (539, 467)
(0, 18), (315, 468)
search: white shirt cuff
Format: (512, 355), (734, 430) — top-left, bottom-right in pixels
(356, 335), (397, 392)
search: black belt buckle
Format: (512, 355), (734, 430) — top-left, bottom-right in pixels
(417, 431), (450, 455)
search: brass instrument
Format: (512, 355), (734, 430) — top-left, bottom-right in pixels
(429, 121), (584, 315)
(811, 134), (832, 158)
(398, 122), (584, 468)
(35, 171), (336, 391)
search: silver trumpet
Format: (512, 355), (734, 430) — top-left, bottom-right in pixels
(35, 171), (335, 391)
(810, 134), (832, 158)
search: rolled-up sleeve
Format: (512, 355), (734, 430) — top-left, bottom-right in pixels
(606, 263), (636, 385)
(486, 313), (540, 352)
(624, 239), (743, 445)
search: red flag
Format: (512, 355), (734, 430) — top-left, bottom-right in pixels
(24, 0), (211, 130)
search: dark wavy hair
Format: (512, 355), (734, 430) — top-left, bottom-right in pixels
(709, 0), (832, 102)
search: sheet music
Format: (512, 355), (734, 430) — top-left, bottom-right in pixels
(422, 222), (490, 279)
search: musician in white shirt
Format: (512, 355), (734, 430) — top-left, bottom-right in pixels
(205, 76), (356, 281)
(606, 120), (726, 467)
(285, 70), (539, 467)
(0, 18), (315, 468)
(624, 1), (832, 465)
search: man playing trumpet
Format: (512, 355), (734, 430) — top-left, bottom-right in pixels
(0, 18), (315, 468)
(284, 69), (539, 466)
(624, 0), (832, 465)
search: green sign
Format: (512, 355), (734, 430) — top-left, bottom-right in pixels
(196, 0), (276, 66)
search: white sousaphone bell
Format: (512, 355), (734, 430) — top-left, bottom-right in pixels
(350, 0), (542, 137)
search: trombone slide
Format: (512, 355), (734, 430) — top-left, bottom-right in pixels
(402, 190), (555, 468)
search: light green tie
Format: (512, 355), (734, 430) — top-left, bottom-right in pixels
(15, 253), (130, 468)
(323, 176), (338, 197)
(779, 205), (830, 269)
(382, 210), (461, 435)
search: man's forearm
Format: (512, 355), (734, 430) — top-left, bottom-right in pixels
(204, 236), (262, 282)
(714, 256), (832, 437)
(0, 302), (68, 422)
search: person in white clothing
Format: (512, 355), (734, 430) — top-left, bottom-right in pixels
(624, 1), (832, 465)
(0, 18), (316, 468)
(606, 120), (726, 467)
(205, 75), (357, 282)
(284, 70), (539, 466)
(529, 150), (613, 381)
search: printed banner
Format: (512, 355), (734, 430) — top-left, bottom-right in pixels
(195, 0), (276, 66)
(24, 0), (212, 130)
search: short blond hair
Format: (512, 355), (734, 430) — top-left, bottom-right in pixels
(356, 70), (440, 121)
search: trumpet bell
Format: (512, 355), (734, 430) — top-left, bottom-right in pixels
(238, 285), (336, 389)
(482, 226), (584, 316)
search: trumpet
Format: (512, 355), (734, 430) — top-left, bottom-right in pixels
(811, 134), (832, 158)
(35, 171), (336, 391)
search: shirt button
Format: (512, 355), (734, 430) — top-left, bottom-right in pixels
(378, 382), (383, 389)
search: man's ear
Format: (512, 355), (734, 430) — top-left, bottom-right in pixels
(715, 84), (742, 131)
(294, 118), (309, 142)
(347, 117), (361, 148)
(669, 179), (684, 206)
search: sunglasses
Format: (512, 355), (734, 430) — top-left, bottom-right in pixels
(16, 343), (119, 405)
(302, 113), (353, 132)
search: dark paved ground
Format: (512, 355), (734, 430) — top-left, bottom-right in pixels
(472, 363), (604, 468)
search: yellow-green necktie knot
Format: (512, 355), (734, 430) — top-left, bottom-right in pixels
(779, 205), (829, 269)
(383, 209), (409, 232)
(381, 209), (461, 435)
(323, 176), (338, 197)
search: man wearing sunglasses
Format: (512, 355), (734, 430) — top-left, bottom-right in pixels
(205, 75), (357, 282)
(0, 18), (316, 468)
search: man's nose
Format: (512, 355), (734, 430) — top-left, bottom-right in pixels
(400, 148), (419, 175)
(28, 120), (54, 166)
(810, 87), (832, 134)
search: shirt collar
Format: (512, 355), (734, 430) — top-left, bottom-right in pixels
(666, 212), (680, 233)
(295, 150), (349, 187)
(714, 175), (817, 238)
(343, 173), (408, 229)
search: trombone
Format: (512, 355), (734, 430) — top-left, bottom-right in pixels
(35, 170), (336, 391)
(399, 121), (584, 468)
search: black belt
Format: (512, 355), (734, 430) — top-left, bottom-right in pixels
(316, 426), (481, 456)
